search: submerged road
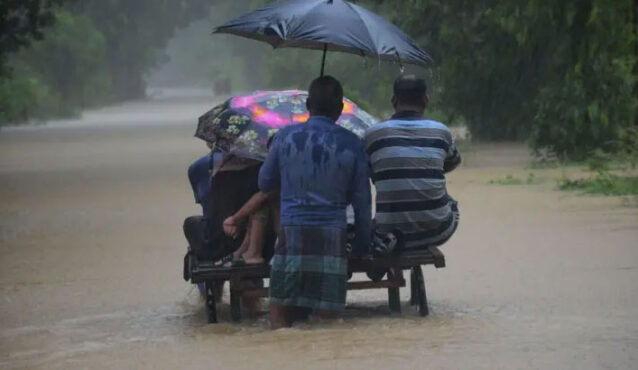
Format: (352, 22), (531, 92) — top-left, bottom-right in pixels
(1, 89), (637, 369)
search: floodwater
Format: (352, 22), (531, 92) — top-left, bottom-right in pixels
(1, 89), (637, 369)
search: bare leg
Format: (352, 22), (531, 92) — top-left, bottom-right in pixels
(242, 215), (266, 264)
(221, 230), (250, 267)
(240, 280), (262, 315)
(270, 302), (292, 330)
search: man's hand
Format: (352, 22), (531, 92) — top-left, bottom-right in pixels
(223, 216), (243, 239)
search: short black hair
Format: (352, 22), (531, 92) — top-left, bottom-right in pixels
(393, 75), (427, 106)
(307, 75), (344, 117)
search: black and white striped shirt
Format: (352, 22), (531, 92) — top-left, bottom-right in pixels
(364, 111), (460, 249)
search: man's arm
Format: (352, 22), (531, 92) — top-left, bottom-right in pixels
(362, 129), (376, 184)
(350, 143), (372, 256)
(443, 132), (461, 173)
(223, 191), (276, 237)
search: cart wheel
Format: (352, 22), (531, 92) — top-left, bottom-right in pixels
(205, 280), (218, 323)
(412, 266), (429, 317)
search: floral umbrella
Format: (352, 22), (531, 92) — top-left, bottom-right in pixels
(195, 90), (377, 160)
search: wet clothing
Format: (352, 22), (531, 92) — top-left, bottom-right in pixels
(364, 111), (461, 250)
(183, 215), (211, 259)
(188, 152), (222, 217)
(270, 226), (348, 311)
(259, 115), (372, 253)
(207, 164), (267, 261)
(260, 115), (372, 311)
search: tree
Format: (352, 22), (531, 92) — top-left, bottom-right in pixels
(1, 9), (110, 124)
(0, 0), (63, 75)
(379, 0), (636, 158)
(72, 0), (216, 100)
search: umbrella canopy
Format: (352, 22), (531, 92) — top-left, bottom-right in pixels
(196, 90), (377, 160)
(214, 0), (432, 75)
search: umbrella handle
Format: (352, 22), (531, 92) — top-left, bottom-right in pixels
(320, 43), (328, 77)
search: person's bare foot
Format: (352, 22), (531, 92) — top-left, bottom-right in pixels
(270, 302), (292, 330)
(241, 252), (264, 265)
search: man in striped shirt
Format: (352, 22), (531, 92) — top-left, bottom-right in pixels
(364, 75), (460, 251)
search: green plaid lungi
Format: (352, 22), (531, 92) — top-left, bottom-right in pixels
(269, 226), (348, 312)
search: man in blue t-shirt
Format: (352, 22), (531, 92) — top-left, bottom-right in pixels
(259, 76), (372, 329)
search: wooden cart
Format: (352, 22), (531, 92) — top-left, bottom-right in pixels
(184, 248), (445, 323)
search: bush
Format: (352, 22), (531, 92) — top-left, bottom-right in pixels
(558, 171), (638, 196)
(0, 69), (59, 125)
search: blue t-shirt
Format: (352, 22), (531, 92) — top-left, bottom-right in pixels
(259, 116), (372, 252)
(188, 152), (221, 216)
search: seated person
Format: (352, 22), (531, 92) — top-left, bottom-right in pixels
(183, 146), (220, 260)
(221, 190), (279, 265)
(206, 153), (272, 262)
(364, 75), (461, 252)
(220, 137), (280, 266)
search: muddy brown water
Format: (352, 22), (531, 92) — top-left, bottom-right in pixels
(1, 90), (637, 369)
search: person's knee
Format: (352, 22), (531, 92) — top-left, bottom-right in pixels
(183, 215), (199, 231)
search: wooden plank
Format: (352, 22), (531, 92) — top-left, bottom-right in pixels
(347, 279), (405, 290)
(235, 279), (408, 299)
(190, 249), (445, 283)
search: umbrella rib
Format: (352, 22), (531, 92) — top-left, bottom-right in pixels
(343, 1), (380, 56)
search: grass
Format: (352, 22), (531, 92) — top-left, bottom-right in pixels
(489, 173), (538, 185)
(557, 171), (638, 196)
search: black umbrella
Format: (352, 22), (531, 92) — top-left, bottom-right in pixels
(213, 0), (432, 76)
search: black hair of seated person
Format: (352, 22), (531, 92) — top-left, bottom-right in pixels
(393, 74), (428, 108)
(306, 75), (344, 122)
(266, 134), (275, 150)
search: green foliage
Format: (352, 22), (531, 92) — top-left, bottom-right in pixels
(616, 127), (638, 169)
(1, 1), (217, 125)
(558, 171), (638, 196)
(73, 0), (214, 100)
(391, 0), (637, 152)
(489, 173), (538, 185)
(0, 0), (63, 74)
(529, 1), (637, 160)
(1, 9), (110, 125)
(0, 71), (56, 123)
(3, 0), (637, 157)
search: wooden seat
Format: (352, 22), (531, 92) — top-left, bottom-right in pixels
(184, 247), (445, 323)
